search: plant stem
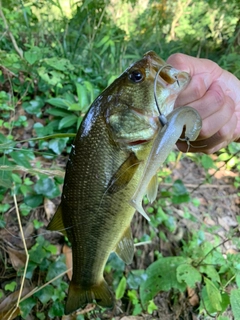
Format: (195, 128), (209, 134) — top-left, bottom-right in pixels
(0, 1), (23, 59)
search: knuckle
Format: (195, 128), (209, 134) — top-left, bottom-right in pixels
(167, 53), (186, 64)
(210, 86), (225, 106)
(192, 80), (206, 99)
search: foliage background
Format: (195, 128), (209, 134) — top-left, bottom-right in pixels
(0, 0), (239, 319)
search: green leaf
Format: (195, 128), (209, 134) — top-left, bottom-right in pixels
(201, 154), (215, 169)
(132, 303), (142, 315)
(76, 83), (89, 111)
(218, 153), (231, 161)
(24, 46), (43, 65)
(46, 108), (71, 117)
(48, 301), (64, 318)
(29, 237), (49, 264)
(11, 173), (22, 184)
(230, 289), (240, 320)
(172, 179), (190, 204)
(127, 270), (147, 289)
(36, 312), (45, 320)
(127, 289), (139, 304)
(24, 194), (43, 208)
(20, 297), (36, 318)
(22, 97), (44, 117)
(67, 103), (82, 111)
(34, 177), (60, 198)
(204, 277), (222, 312)
(236, 273), (240, 287)
(5, 281), (17, 292)
(38, 67), (64, 86)
(177, 264), (201, 288)
(46, 98), (70, 108)
(46, 256), (66, 286)
(9, 151), (31, 168)
(48, 138), (68, 154)
(199, 265), (220, 283)
(19, 203), (32, 216)
(44, 57), (74, 72)
(34, 285), (54, 304)
(33, 219), (44, 229)
(58, 114), (78, 129)
(0, 203), (10, 213)
(140, 257), (186, 309)
(115, 276), (127, 300)
(147, 300), (158, 314)
(0, 216), (6, 228)
(95, 35), (110, 48)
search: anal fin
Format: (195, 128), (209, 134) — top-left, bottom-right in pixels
(115, 226), (134, 264)
(47, 204), (67, 237)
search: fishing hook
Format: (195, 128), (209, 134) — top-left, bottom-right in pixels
(153, 64), (172, 127)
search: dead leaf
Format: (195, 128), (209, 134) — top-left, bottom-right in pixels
(0, 287), (32, 320)
(22, 222), (34, 239)
(77, 303), (95, 314)
(226, 248), (238, 254)
(62, 244), (72, 280)
(203, 216), (215, 226)
(218, 216), (237, 231)
(44, 198), (56, 220)
(61, 303), (96, 319)
(187, 287), (199, 307)
(7, 246), (26, 271)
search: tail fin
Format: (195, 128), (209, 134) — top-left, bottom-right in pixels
(64, 280), (114, 315)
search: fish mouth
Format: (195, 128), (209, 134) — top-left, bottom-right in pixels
(144, 51), (190, 89)
(154, 65), (190, 89)
(127, 139), (149, 146)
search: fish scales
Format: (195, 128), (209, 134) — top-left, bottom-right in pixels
(47, 51), (191, 314)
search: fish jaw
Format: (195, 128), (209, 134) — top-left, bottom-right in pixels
(143, 51), (190, 116)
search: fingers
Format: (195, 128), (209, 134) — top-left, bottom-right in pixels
(177, 98), (237, 154)
(167, 53), (240, 153)
(167, 53), (222, 82)
(178, 82), (226, 121)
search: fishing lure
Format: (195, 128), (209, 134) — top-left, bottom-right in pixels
(130, 66), (202, 220)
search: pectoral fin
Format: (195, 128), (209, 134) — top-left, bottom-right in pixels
(146, 174), (159, 203)
(115, 226), (134, 264)
(107, 152), (140, 194)
(47, 204), (67, 237)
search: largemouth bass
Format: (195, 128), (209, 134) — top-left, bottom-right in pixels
(47, 51), (190, 315)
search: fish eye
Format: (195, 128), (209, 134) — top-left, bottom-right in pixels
(128, 70), (144, 83)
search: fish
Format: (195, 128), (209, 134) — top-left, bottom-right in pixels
(47, 51), (190, 315)
(130, 106), (202, 220)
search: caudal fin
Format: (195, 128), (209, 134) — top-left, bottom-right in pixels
(64, 280), (114, 315)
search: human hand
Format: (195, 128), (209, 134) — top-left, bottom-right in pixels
(167, 53), (240, 154)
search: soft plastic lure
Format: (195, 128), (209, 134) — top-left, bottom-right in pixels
(130, 105), (202, 220)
